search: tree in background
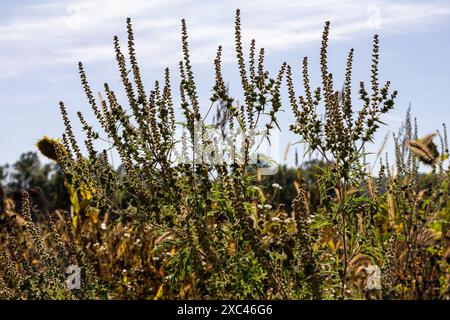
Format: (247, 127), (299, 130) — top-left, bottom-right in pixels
(0, 152), (69, 211)
(259, 160), (324, 212)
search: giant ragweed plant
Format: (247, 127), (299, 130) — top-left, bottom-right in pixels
(51, 10), (297, 299)
(286, 20), (398, 298)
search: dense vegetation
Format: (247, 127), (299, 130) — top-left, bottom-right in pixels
(0, 10), (449, 300)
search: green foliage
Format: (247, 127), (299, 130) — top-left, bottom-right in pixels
(0, 9), (448, 300)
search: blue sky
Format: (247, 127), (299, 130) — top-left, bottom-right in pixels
(1, 0), (450, 168)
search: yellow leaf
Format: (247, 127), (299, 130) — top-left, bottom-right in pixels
(117, 240), (128, 259)
(312, 243), (319, 252)
(86, 207), (99, 224)
(72, 214), (78, 230)
(328, 240), (335, 250)
(67, 183), (80, 214)
(80, 185), (93, 201)
(394, 223), (404, 234)
(153, 283), (164, 300)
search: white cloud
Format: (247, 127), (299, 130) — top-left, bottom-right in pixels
(0, 0), (449, 78)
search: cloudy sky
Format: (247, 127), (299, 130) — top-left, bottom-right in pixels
(1, 0), (450, 167)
